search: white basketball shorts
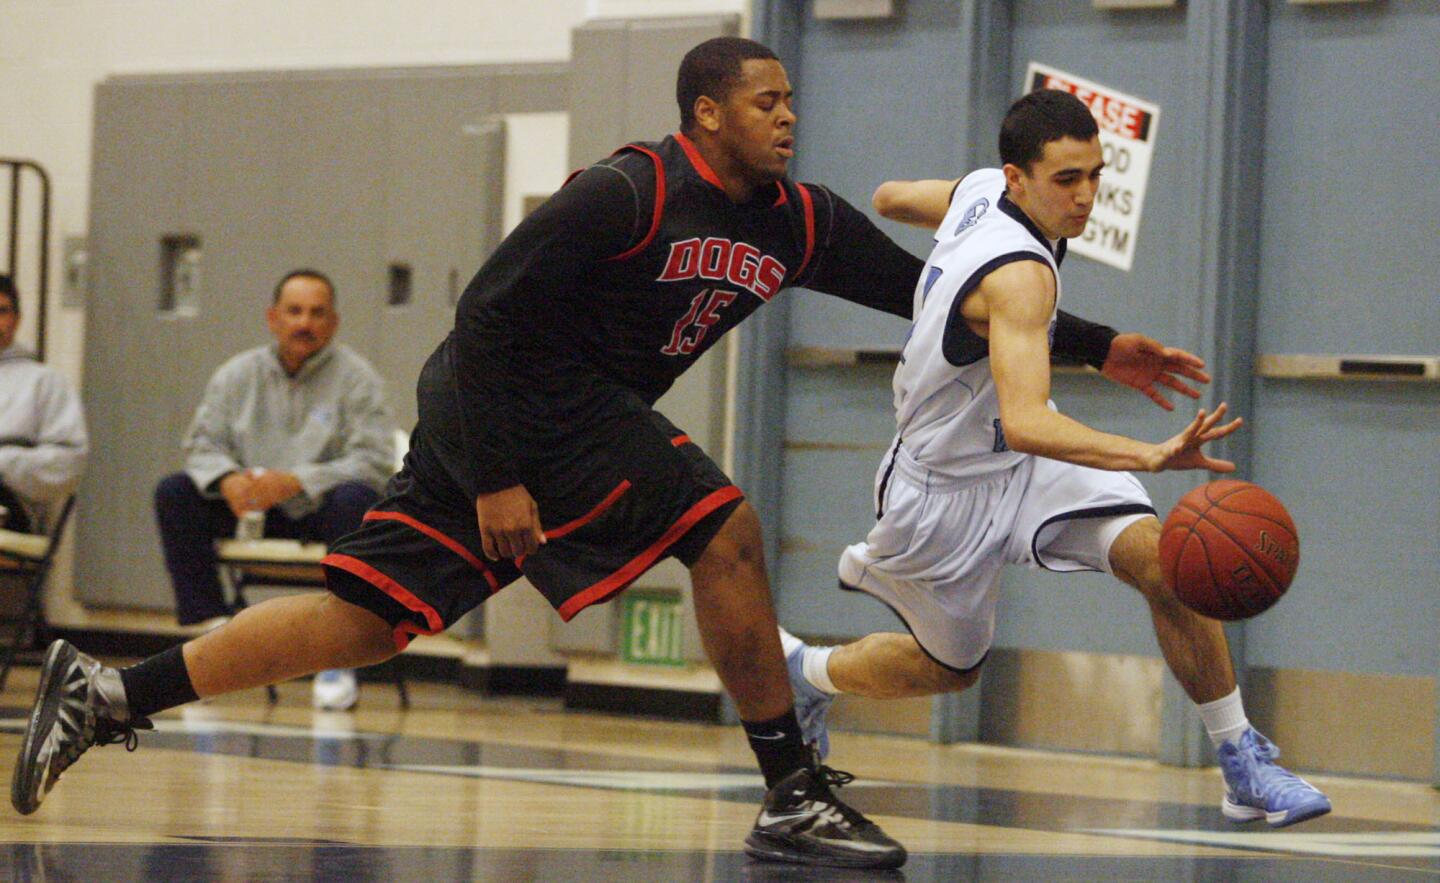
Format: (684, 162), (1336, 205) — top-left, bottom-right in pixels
(837, 445), (1154, 671)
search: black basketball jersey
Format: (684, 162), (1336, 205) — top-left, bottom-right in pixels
(442, 132), (923, 492)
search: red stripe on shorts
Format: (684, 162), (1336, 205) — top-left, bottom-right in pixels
(516, 480), (633, 569)
(670, 434), (691, 447)
(544, 480), (632, 541)
(321, 553), (445, 651)
(363, 510), (499, 593)
(555, 485), (744, 621)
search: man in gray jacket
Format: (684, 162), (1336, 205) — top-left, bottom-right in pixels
(0, 275), (87, 535)
(153, 269), (392, 710)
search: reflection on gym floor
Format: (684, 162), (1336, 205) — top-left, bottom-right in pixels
(1, 672), (1437, 882)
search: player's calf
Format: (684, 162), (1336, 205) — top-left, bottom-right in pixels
(831, 632), (979, 699)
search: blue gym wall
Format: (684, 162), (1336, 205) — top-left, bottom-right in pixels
(744, 0), (1439, 759)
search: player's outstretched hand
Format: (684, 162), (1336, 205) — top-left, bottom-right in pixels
(476, 485), (547, 560)
(1150, 403), (1244, 472)
(1101, 333), (1211, 411)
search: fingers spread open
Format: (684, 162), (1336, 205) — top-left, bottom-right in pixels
(1158, 374), (1201, 399)
(1201, 416), (1244, 442)
(1144, 385), (1176, 411)
(1203, 455), (1237, 473)
(1197, 403), (1228, 433)
(1171, 362), (1212, 384)
(1162, 347), (1207, 369)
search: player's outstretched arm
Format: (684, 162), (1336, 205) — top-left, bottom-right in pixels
(985, 262), (1239, 473)
(872, 178), (959, 229)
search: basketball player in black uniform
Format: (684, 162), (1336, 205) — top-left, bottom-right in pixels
(13, 37), (917, 868)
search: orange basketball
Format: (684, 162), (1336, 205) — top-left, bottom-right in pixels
(1158, 480), (1299, 621)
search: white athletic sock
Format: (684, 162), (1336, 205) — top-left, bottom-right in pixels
(1197, 686), (1250, 748)
(802, 646), (839, 695)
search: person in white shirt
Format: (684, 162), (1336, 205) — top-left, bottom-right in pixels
(781, 88), (1331, 829)
(0, 274), (87, 535)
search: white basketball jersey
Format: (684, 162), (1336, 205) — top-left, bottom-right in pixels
(890, 168), (1065, 480)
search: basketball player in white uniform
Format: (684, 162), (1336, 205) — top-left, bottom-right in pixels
(782, 89), (1331, 828)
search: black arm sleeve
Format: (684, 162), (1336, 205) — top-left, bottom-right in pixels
(452, 159), (642, 493)
(796, 185), (922, 320)
(1051, 309), (1119, 370)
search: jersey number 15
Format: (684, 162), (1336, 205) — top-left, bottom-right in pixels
(661, 288), (737, 356)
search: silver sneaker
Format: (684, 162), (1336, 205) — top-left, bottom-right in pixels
(11, 640), (152, 815)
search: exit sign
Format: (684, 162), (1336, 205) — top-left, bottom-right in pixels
(620, 590), (684, 667)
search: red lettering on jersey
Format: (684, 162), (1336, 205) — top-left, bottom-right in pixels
(728, 243), (760, 291)
(663, 288), (737, 356)
(657, 239), (701, 281)
(661, 290), (709, 356)
(752, 256), (786, 302)
(655, 236), (787, 302)
(690, 289), (737, 353)
(699, 238), (731, 280)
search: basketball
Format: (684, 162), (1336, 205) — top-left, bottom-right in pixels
(1159, 480), (1300, 621)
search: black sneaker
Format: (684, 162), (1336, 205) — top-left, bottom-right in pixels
(745, 766), (907, 869)
(11, 640), (152, 815)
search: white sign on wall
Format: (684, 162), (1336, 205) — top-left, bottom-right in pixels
(1025, 63), (1161, 272)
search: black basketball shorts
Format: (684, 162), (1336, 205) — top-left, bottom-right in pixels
(322, 401), (742, 651)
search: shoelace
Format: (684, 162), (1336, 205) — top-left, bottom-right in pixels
(54, 714), (152, 776)
(96, 716), (153, 752)
(804, 766), (872, 829)
(1231, 734), (1315, 803)
(814, 766), (855, 790)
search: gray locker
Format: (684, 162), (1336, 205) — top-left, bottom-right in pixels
(79, 64), (564, 609)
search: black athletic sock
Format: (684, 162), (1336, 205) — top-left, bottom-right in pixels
(119, 645), (200, 719)
(742, 708), (813, 789)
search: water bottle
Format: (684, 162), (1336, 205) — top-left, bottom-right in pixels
(235, 510), (265, 542)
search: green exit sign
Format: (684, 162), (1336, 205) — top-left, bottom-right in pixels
(620, 590), (685, 667)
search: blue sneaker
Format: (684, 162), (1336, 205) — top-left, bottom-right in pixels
(778, 627), (834, 760)
(1218, 728), (1331, 827)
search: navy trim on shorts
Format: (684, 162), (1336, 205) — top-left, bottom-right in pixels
(1029, 503), (1156, 573)
(875, 437), (903, 520)
(839, 579), (989, 676)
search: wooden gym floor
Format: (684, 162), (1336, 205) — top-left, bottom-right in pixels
(0, 661), (1437, 881)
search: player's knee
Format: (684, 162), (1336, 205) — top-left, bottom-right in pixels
(318, 593), (398, 664)
(1110, 518), (1170, 602)
(695, 501), (764, 574)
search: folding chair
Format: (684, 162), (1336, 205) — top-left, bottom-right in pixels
(0, 495), (75, 690)
(214, 535), (410, 709)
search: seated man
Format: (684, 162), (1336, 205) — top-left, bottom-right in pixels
(154, 269), (393, 711)
(0, 274), (87, 535)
